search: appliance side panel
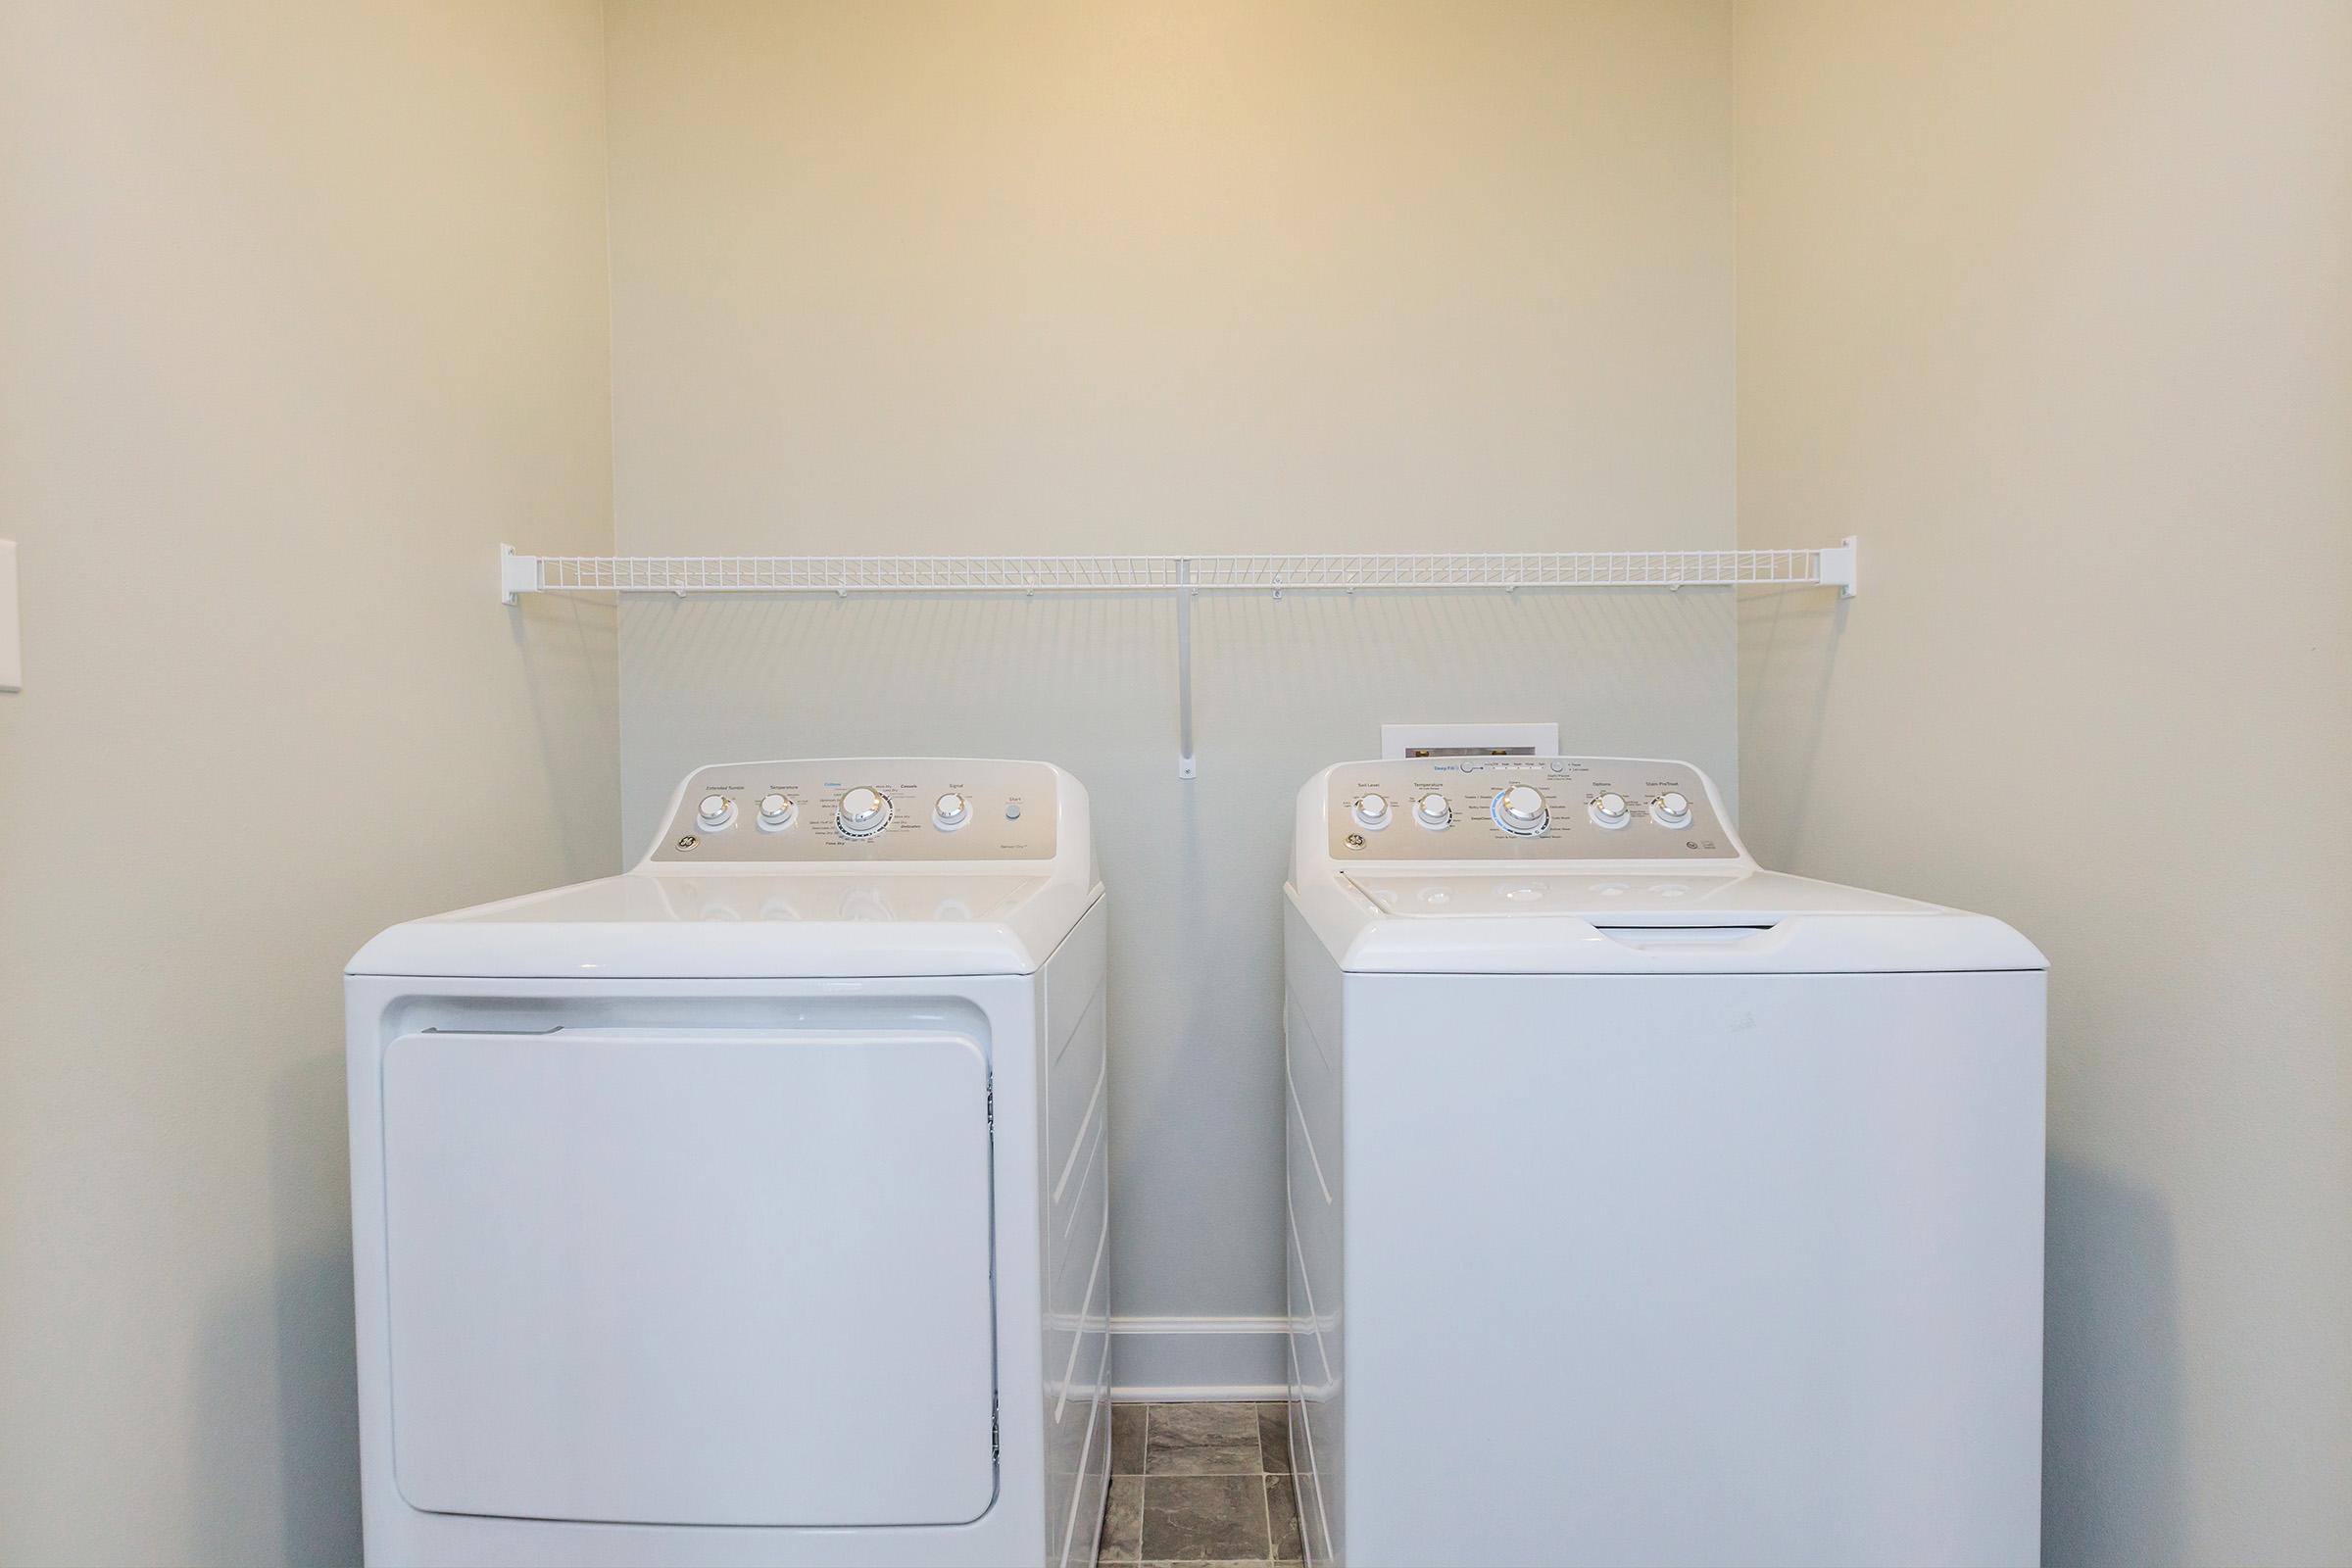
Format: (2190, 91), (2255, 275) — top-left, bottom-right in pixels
(1058, 1355), (1113, 1568)
(1342, 969), (2045, 1568)
(1041, 901), (1112, 1567)
(1283, 899), (1348, 1568)
(344, 978), (403, 1562)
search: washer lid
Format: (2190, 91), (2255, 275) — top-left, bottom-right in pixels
(1301, 868), (2043, 975)
(347, 871), (1101, 978)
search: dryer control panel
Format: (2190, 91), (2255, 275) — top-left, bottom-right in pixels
(1321, 757), (1740, 862)
(649, 759), (1058, 863)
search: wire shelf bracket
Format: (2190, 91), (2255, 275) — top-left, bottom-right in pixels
(501, 538), (1859, 775)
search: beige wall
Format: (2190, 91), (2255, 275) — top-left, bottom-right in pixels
(0, 6), (618, 1564)
(603, 0), (1739, 1375)
(1734, 3), (2352, 1562)
(605, 0), (1735, 557)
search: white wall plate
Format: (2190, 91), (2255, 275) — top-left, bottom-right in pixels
(0, 540), (20, 692)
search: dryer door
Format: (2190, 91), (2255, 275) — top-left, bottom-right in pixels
(379, 1026), (997, 1527)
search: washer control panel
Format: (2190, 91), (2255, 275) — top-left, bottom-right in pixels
(651, 759), (1057, 863)
(1323, 757), (1739, 861)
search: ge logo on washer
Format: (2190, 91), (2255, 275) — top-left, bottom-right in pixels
(675, 835), (698, 851)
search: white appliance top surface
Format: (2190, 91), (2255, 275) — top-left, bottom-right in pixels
(349, 870), (1099, 979)
(352, 758), (1100, 978)
(453, 872), (1054, 926)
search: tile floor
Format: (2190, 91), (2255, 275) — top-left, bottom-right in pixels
(1098, 1401), (1303, 1566)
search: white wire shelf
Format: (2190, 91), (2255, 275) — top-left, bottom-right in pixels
(499, 539), (1857, 778)
(502, 543), (1855, 601)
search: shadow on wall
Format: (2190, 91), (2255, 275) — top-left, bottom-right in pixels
(2044, 1150), (2185, 1568)
(193, 1054), (362, 1567)
(510, 594), (622, 887)
(1734, 583), (1849, 866)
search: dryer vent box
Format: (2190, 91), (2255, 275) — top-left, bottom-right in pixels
(1381, 722), (1558, 760)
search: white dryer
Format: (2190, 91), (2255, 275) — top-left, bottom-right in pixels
(1284, 757), (2045, 1568)
(347, 760), (1111, 1568)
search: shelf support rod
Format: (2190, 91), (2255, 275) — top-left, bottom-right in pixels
(1174, 558), (1197, 779)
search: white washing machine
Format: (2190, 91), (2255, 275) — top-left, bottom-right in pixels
(347, 759), (1111, 1568)
(1284, 757), (2046, 1568)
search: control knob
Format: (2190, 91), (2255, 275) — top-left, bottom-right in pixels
(1648, 791), (1691, 827)
(933, 791), (971, 830)
(1590, 792), (1631, 829)
(1494, 784), (1548, 836)
(1353, 792), (1392, 829)
(696, 793), (736, 830)
(1415, 792), (1452, 829)
(757, 793), (795, 830)
(836, 786), (892, 838)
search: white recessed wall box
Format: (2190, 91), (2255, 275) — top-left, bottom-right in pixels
(1381, 721), (1558, 760)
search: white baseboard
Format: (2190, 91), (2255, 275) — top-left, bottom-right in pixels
(1109, 1315), (1289, 1401)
